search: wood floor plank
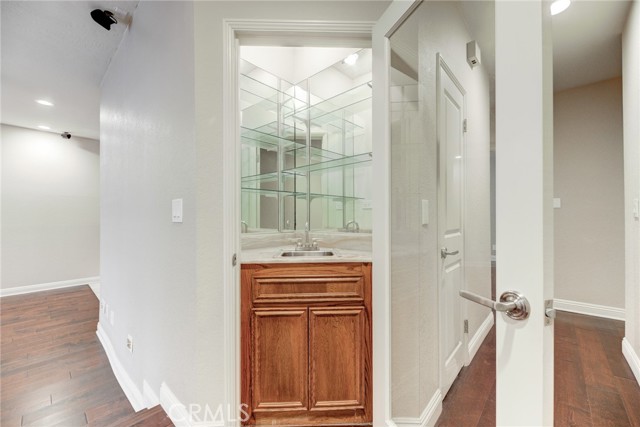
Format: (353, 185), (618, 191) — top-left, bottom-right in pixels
(85, 395), (133, 424)
(615, 377), (640, 427)
(555, 357), (590, 412)
(555, 401), (593, 427)
(476, 381), (496, 427)
(575, 326), (618, 393)
(587, 385), (632, 427)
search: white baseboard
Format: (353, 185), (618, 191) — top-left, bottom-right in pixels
(143, 380), (160, 409)
(467, 312), (494, 365)
(392, 389), (442, 427)
(622, 337), (640, 386)
(159, 382), (226, 427)
(554, 298), (625, 321)
(89, 282), (100, 299)
(160, 382), (191, 427)
(96, 322), (145, 411)
(0, 276), (100, 297)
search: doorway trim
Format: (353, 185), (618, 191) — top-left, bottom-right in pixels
(222, 19), (378, 426)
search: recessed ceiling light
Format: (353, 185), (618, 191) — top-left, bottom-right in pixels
(37, 125), (51, 130)
(343, 53), (359, 66)
(35, 99), (54, 107)
(550, 0), (571, 16)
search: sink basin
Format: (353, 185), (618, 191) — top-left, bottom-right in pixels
(280, 250), (335, 257)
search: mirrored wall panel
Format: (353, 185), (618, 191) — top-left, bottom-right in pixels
(240, 48), (372, 233)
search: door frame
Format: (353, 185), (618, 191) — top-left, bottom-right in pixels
(436, 53), (469, 396)
(371, 2), (423, 425)
(222, 19), (381, 426)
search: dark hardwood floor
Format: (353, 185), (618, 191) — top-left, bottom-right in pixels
(436, 311), (640, 426)
(3, 284), (639, 427)
(1, 285), (173, 427)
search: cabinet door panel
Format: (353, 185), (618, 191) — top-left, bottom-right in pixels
(252, 308), (308, 412)
(309, 307), (368, 411)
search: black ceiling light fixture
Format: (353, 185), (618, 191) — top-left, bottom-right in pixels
(90, 9), (118, 30)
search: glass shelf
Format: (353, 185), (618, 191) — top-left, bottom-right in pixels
(241, 172), (279, 185)
(286, 83), (371, 130)
(283, 152), (372, 175)
(240, 127), (300, 151)
(241, 170), (304, 185)
(240, 74), (307, 115)
(241, 187), (364, 202)
(284, 145), (344, 162)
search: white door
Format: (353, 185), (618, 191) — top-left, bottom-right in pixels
(437, 56), (467, 398)
(372, 1), (554, 425)
(495, 1), (554, 424)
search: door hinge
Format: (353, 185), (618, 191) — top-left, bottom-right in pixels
(464, 319), (469, 333)
(463, 119), (468, 133)
(232, 253), (237, 267)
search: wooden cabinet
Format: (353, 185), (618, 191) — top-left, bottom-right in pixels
(241, 262), (372, 426)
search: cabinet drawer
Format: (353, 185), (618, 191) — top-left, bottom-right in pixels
(246, 263), (368, 304)
(252, 275), (364, 304)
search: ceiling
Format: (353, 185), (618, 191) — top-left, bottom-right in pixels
(551, 0), (631, 91)
(0, 0), (632, 142)
(1, 1), (138, 140)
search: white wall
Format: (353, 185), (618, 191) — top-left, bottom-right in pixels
(100, 0), (390, 415)
(100, 0), (199, 411)
(1, 124), (99, 290)
(389, 1), (492, 418)
(622, 0), (640, 379)
(554, 78), (625, 309)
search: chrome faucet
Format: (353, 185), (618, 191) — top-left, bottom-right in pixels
(296, 222), (319, 251)
(345, 220), (360, 233)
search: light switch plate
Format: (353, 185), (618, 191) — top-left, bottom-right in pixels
(421, 200), (429, 225)
(553, 198), (561, 209)
(172, 199), (183, 223)
(633, 198), (639, 220)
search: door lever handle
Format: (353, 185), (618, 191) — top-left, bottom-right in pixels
(459, 290), (530, 320)
(441, 247), (460, 259)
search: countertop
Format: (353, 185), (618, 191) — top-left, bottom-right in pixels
(240, 231), (372, 264)
(240, 247), (372, 264)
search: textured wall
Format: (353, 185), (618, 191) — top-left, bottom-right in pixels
(389, 1), (492, 418)
(1, 124), (99, 289)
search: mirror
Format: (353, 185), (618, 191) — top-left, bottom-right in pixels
(239, 47), (372, 233)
